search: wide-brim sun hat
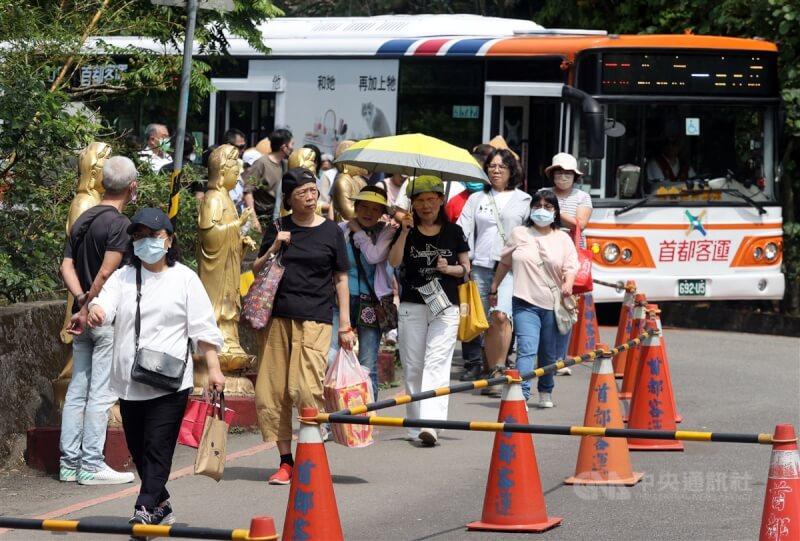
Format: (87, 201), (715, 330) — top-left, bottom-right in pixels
(406, 175), (444, 197)
(351, 187), (389, 211)
(242, 148), (262, 166)
(545, 152), (583, 176)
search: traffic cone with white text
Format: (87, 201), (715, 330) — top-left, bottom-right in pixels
(567, 293), (600, 358)
(282, 408), (343, 541)
(565, 344), (643, 485)
(619, 293), (648, 401)
(626, 317), (683, 451)
(467, 370), (562, 532)
(759, 424), (800, 541)
(613, 281), (636, 379)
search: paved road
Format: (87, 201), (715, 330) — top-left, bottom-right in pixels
(1, 326), (798, 541)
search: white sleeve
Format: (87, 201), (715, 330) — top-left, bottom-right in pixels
(89, 267), (124, 325)
(457, 192), (479, 256)
(184, 270), (224, 351)
(577, 189), (593, 209)
(394, 179), (410, 212)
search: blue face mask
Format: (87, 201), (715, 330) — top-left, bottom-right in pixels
(530, 208), (555, 227)
(133, 237), (168, 264)
(464, 181), (485, 192)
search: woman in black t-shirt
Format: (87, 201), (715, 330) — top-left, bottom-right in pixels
(388, 176), (470, 446)
(252, 168), (355, 485)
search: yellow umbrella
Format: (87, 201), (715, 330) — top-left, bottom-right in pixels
(335, 133), (489, 184)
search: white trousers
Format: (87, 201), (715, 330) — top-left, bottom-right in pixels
(398, 302), (460, 438)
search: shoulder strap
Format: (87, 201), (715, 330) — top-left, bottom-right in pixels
(135, 265), (142, 352)
(486, 191), (506, 243)
(529, 233), (560, 293)
(70, 206), (119, 252)
(350, 231), (378, 301)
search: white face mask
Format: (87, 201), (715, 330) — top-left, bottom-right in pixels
(530, 208), (555, 227)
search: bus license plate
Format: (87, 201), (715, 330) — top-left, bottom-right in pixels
(678, 279), (707, 296)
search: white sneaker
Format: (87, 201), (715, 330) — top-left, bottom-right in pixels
(538, 392), (554, 408)
(78, 463), (135, 485)
(59, 466), (78, 482)
(556, 366), (572, 375)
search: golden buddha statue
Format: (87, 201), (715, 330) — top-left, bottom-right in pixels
(332, 140), (368, 221)
(53, 142), (113, 423)
(197, 144), (257, 393)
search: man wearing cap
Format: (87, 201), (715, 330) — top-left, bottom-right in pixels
(59, 155), (138, 485)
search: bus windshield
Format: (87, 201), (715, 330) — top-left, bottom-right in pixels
(583, 103), (777, 203)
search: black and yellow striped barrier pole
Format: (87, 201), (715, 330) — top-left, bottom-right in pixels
(329, 328), (656, 417)
(0, 517), (264, 540)
(313, 413), (774, 445)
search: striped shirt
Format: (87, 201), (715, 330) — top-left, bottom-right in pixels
(556, 187), (592, 248)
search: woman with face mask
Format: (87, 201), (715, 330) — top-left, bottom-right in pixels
(86, 208), (225, 531)
(489, 191), (578, 408)
(457, 148), (531, 388)
(544, 152), (592, 375)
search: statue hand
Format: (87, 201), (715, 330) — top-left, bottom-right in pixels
(239, 207), (253, 225)
(243, 236), (257, 251)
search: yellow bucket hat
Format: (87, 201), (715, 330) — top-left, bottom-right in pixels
(352, 186), (389, 210)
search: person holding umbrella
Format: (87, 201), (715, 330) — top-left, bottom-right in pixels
(388, 176), (470, 446)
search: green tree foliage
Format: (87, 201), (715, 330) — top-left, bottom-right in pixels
(0, 0), (280, 302)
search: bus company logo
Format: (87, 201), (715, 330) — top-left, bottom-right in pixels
(684, 210), (707, 237)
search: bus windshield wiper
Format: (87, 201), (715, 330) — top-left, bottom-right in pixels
(615, 188), (767, 216)
(614, 193), (674, 216)
(716, 188), (767, 215)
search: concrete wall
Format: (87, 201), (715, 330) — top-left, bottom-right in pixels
(0, 300), (262, 470)
(0, 301), (67, 470)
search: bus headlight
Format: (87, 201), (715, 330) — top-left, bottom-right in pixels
(753, 247), (763, 260)
(764, 242), (778, 261)
(603, 243), (620, 263)
(621, 248), (633, 262)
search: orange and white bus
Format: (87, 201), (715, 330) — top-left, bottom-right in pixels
(99, 15), (784, 302)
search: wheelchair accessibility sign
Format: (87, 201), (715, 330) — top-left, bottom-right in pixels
(686, 118), (700, 136)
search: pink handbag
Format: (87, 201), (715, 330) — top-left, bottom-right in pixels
(242, 220), (285, 330)
(178, 395), (236, 448)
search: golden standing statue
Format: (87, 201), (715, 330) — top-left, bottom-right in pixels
(197, 144), (257, 394)
(331, 140), (368, 221)
(54, 142), (114, 422)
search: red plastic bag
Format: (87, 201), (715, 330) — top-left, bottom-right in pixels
(323, 348), (374, 448)
(178, 396), (237, 448)
(572, 226), (594, 295)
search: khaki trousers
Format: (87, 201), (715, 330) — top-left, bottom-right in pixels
(255, 317), (332, 442)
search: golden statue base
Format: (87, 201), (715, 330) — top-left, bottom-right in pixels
(191, 352), (259, 428)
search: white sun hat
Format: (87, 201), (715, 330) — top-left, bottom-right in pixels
(545, 152), (583, 176)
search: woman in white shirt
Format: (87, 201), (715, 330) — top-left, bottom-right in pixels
(87, 208), (225, 531)
(457, 149), (531, 387)
(491, 191), (578, 408)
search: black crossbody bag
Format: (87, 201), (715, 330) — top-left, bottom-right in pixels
(130, 265), (191, 391)
(351, 230), (398, 332)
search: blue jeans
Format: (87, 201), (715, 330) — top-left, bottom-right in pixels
(512, 297), (557, 401)
(60, 324), (116, 472)
(328, 295), (382, 400)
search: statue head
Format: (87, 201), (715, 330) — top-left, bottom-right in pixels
(208, 144), (241, 191)
(78, 142), (112, 194)
(334, 139), (368, 177)
(288, 147), (319, 175)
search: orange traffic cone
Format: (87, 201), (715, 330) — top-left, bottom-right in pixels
(282, 408), (344, 541)
(626, 318), (683, 451)
(467, 370), (562, 532)
(248, 516), (279, 540)
(651, 306), (682, 424)
(759, 424), (800, 541)
(619, 293), (648, 401)
(565, 344), (643, 486)
(612, 281), (636, 379)
(567, 292), (600, 357)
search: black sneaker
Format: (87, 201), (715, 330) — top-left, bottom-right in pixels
(129, 506), (153, 541)
(459, 364), (482, 381)
(152, 502), (175, 525)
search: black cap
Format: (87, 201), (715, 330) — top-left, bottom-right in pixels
(127, 208), (174, 235)
(281, 167), (317, 198)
